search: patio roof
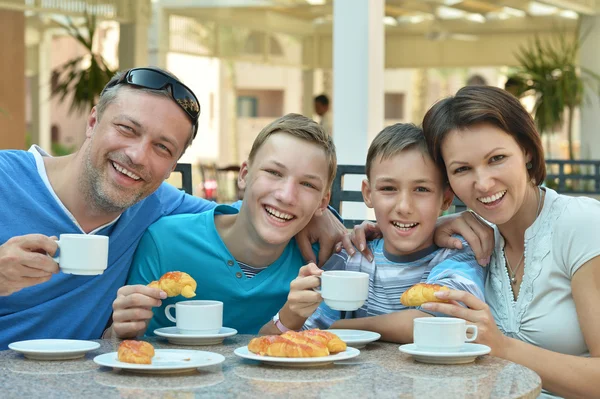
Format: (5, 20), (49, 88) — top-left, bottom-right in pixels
(159, 0), (591, 68)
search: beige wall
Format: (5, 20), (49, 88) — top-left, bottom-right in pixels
(0, 10), (25, 150)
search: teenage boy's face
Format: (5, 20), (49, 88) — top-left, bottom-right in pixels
(362, 148), (453, 257)
(238, 132), (331, 247)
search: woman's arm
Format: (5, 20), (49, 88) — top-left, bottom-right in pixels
(331, 309), (432, 344)
(423, 258), (600, 398)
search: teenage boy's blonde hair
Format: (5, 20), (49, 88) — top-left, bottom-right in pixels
(248, 113), (337, 188)
(366, 123), (442, 184)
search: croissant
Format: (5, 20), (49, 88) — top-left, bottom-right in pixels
(148, 271), (197, 298)
(248, 332), (329, 358)
(400, 283), (450, 307)
(300, 329), (347, 353)
(118, 340), (155, 364)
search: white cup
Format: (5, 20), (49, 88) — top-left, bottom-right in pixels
(313, 270), (369, 311)
(165, 300), (223, 335)
(53, 234), (109, 275)
(413, 317), (478, 352)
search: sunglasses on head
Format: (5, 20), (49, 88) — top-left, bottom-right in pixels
(102, 68), (200, 138)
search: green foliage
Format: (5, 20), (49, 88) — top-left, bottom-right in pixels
(51, 141), (76, 156)
(508, 26), (600, 160)
(52, 13), (115, 114)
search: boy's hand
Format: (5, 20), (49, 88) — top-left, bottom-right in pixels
(296, 209), (348, 267)
(111, 285), (166, 339)
(278, 263), (323, 330)
(345, 221), (382, 263)
(433, 212), (494, 266)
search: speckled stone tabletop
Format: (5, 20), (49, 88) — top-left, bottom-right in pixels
(0, 335), (541, 399)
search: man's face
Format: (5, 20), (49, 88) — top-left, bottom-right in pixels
(314, 101), (329, 117)
(81, 88), (192, 213)
(238, 132), (331, 247)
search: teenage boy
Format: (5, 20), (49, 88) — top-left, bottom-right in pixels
(111, 113), (337, 337)
(260, 123), (486, 342)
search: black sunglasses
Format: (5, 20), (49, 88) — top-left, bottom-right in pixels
(102, 68), (200, 138)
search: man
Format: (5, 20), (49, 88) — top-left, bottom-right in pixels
(0, 67), (346, 349)
(314, 94), (331, 135)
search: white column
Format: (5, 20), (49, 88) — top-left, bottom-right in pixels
(148, 2), (169, 68)
(118, 0), (152, 69)
(30, 26), (52, 150)
(579, 15), (600, 159)
(302, 69), (315, 118)
(332, 0), (384, 220)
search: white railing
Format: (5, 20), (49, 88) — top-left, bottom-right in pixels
(0, 0), (132, 22)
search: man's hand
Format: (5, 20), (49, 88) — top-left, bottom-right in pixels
(433, 211), (494, 266)
(111, 285), (166, 339)
(0, 234), (59, 296)
(296, 209), (349, 267)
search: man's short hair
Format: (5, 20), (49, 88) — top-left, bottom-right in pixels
(248, 113), (337, 188)
(314, 94), (330, 106)
(366, 123), (434, 180)
(96, 67), (195, 150)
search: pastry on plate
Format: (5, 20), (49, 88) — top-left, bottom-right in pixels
(247, 329), (346, 358)
(148, 271), (197, 298)
(400, 283), (450, 307)
(117, 340), (155, 364)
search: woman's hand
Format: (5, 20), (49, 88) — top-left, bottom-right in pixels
(421, 289), (509, 357)
(433, 211), (494, 266)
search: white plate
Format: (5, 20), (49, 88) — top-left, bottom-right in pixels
(327, 329), (381, 349)
(154, 326), (237, 346)
(93, 349), (225, 374)
(398, 343), (491, 365)
(234, 345), (360, 367)
(8, 339), (101, 361)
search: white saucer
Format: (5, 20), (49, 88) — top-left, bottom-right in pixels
(327, 329), (381, 349)
(93, 349), (225, 374)
(234, 346), (360, 367)
(8, 339), (101, 361)
(398, 343), (491, 365)
(154, 327), (237, 345)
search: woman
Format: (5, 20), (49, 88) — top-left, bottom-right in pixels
(420, 85), (600, 398)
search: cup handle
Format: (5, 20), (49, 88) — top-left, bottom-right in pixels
(465, 324), (478, 342)
(312, 275), (322, 294)
(52, 240), (61, 263)
(165, 304), (177, 323)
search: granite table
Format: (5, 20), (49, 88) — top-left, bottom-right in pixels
(0, 335), (541, 399)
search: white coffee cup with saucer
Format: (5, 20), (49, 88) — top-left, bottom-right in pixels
(165, 300), (223, 335)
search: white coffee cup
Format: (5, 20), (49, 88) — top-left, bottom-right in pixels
(313, 270), (369, 311)
(413, 317), (478, 352)
(165, 300), (223, 335)
(53, 234), (109, 275)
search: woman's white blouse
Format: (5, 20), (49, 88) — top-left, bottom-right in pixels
(486, 187), (600, 357)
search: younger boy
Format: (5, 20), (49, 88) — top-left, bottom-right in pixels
(110, 113), (336, 337)
(263, 123), (485, 342)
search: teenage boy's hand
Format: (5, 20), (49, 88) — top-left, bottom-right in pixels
(433, 212), (494, 266)
(277, 263), (323, 331)
(344, 221), (382, 262)
(296, 210), (348, 267)
(110, 285), (167, 339)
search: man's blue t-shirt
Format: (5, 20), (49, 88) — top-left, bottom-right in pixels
(127, 205), (314, 335)
(0, 148), (224, 349)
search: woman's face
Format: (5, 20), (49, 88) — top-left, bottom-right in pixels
(441, 123), (532, 225)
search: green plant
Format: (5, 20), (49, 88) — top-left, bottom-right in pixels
(508, 26), (600, 160)
(52, 13), (115, 114)
(51, 141), (76, 156)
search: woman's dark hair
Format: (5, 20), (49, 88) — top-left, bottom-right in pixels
(422, 85), (546, 185)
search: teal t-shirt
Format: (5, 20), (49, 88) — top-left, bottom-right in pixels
(127, 204), (315, 335)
